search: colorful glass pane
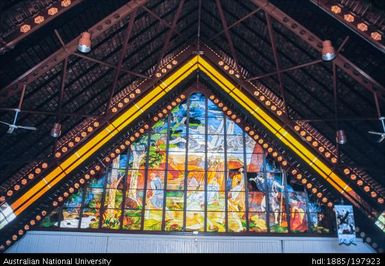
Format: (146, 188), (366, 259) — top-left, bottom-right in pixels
(145, 189), (164, 210)
(227, 135), (244, 153)
(122, 210), (142, 230)
(208, 116), (224, 134)
(207, 191), (225, 211)
(151, 120), (168, 134)
(207, 152), (225, 171)
(186, 191), (205, 211)
(166, 170), (185, 190)
(126, 169), (145, 189)
(104, 189), (123, 209)
(186, 211), (204, 231)
(143, 210), (162, 231)
(228, 212), (246, 232)
(188, 134), (205, 151)
(84, 188), (103, 209)
(125, 189), (144, 210)
(102, 209), (121, 229)
(60, 208), (80, 228)
(289, 191), (308, 232)
(64, 189), (83, 208)
(146, 170), (165, 190)
(39, 208), (60, 228)
(207, 212), (226, 232)
(187, 151), (205, 171)
(269, 212), (288, 233)
(207, 171), (226, 191)
(248, 212), (267, 232)
(80, 208), (100, 229)
(207, 135), (225, 152)
(165, 210), (183, 231)
(166, 191), (184, 210)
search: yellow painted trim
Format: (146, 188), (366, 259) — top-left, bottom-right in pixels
(161, 56), (198, 91)
(197, 56), (234, 93)
(14, 172), (66, 216)
(12, 167), (65, 215)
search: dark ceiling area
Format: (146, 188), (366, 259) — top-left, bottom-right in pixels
(0, 0), (384, 225)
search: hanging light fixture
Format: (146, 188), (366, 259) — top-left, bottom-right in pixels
(336, 129), (347, 144)
(77, 32), (91, 53)
(322, 40), (336, 61)
(50, 122), (62, 138)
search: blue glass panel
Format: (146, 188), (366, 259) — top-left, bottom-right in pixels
(207, 116), (224, 134)
(187, 134), (205, 151)
(226, 119), (243, 135)
(64, 189), (83, 208)
(152, 120), (168, 134)
(88, 174), (105, 188)
(84, 188), (103, 208)
(131, 135), (148, 151)
(207, 135), (225, 152)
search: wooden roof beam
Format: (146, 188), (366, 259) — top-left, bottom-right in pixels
(215, 0), (239, 69)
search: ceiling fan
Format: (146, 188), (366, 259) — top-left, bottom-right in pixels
(0, 108), (37, 134)
(368, 117), (385, 143)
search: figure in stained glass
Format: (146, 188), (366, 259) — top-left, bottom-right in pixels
(289, 192), (308, 232)
(148, 173), (163, 209)
(207, 177), (220, 203)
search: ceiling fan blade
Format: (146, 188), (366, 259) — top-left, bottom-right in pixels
(7, 127), (14, 134)
(381, 118), (385, 131)
(17, 125), (37, 131)
(368, 131), (383, 136)
(0, 121), (11, 126)
(378, 135), (385, 143)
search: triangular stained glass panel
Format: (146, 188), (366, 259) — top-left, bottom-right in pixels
(40, 93), (332, 234)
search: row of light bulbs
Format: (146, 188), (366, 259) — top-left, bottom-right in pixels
(331, 5), (383, 42)
(343, 168), (384, 204)
(294, 120), (383, 204)
(19, 0), (72, 34)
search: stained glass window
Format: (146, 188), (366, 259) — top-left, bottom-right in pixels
(39, 93), (334, 234)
